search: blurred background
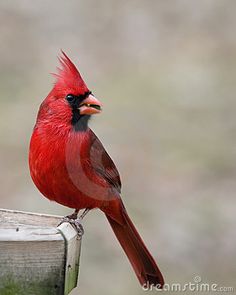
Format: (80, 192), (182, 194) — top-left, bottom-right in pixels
(0, 0), (235, 294)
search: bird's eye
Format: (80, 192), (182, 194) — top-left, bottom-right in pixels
(66, 94), (75, 103)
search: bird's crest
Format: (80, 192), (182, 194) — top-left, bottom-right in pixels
(53, 51), (89, 94)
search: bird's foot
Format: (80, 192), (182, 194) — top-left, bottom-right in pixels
(58, 209), (89, 237)
(66, 210), (79, 220)
(58, 216), (84, 237)
(58, 209), (83, 237)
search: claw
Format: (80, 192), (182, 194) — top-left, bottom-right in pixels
(58, 208), (89, 237)
(73, 219), (84, 236)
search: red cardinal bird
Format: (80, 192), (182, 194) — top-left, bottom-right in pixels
(29, 52), (164, 288)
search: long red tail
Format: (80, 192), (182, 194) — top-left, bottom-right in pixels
(105, 205), (164, 288)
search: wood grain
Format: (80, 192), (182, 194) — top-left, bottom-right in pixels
(0, 208), (81, 295)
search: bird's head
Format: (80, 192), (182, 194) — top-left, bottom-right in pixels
(38, 51), (102, 131)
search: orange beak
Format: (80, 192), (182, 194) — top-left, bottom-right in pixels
(78, 94), (102, 115)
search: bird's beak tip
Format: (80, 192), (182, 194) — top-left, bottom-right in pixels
(79, 94), (102, 115)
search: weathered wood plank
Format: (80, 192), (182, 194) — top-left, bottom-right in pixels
(0, 208), (82, 295)
(0, 208), (61, 228)
(58, 223), (82, 295)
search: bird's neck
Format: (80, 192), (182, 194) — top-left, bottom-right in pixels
(72, 112), (91, 132)
(34, 121), (91, 140)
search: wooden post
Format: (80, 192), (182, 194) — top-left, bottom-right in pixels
(0, 208), (82, 295)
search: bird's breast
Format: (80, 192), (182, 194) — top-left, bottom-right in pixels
(29, 127), (103, 209)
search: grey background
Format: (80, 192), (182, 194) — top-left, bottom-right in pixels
(0, 1), (235, 294)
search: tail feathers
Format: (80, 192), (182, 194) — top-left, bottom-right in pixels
(105, 208), (164, 288)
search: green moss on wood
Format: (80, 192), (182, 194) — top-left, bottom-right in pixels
(64, 264), (79, 295)
(0, 276), (64, 295)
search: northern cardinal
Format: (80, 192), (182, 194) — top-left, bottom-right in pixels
(29, 52), (164, 288)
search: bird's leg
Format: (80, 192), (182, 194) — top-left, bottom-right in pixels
(72, 208), (90, 236)
(66, 209), (79, 220)
(78, 208), (90, 220)
(58, 209), (78, 225)
(58, 208), (89, 237)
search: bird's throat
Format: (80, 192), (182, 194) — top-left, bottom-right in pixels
(72, 109), (91, 132)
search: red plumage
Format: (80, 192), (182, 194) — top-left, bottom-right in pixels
(53, 52), (89, 94)
(29, 52), (164, 288)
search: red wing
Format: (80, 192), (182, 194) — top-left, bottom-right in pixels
(88, 130), (122, 193)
